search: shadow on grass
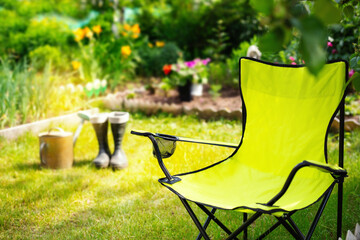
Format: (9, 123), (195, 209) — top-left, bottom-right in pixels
(73, 158), (93, 168)
(14, 161), (42, 171)
(12, 158), (93, 171)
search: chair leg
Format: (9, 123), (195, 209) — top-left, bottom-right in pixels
(196, 208), (216, 240)
(277, 217), (303, 240)
(305, 185), (334, 240)
(256, 212), (296, 240)
(225, 212), (262, 240)
(337, 179), (344, 239)
(196, 203), (236, 238)
(243, 213), (248, 240)
(179, 197), (211, 240)
(287, 216), (305, 239)
(256, 221), (282, 240)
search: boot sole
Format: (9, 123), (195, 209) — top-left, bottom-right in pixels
(110, 163), (128, 170)
(94, 162), (109, 169)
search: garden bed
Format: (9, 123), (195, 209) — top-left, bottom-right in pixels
(103, 84), (360, 131)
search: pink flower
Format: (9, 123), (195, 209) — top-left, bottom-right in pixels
(332, 49), (337, 54)
(349, 69), (355, 78)
(291, 62), (297, 65)
(302, 60), (305, 64)
(289, 56), (295, 61)
(327, 42), (333, 47)
(185, 61), (196, 68)
(202, 58), (211, 65)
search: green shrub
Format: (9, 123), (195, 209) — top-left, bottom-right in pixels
(136, 0), (262, 59)
(5, 18), (72, 60)
(137, 42), (180, 77)
(29, 45), (62, 71)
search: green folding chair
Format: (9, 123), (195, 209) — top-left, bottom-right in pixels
(131, 57), (348, 239)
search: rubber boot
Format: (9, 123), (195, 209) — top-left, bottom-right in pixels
(90, 113), (111, 168)
(109, 112), (129, 170)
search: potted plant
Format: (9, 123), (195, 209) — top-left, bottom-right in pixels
(162, 58), (211, 101)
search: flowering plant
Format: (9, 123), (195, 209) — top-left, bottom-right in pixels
(163, 58), (211, 86)
(72, 25), (102, 82)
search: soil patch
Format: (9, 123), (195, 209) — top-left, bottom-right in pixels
(131, 84), (242, 111)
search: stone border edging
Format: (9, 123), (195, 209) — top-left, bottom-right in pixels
(103, 95), (242, 120)
(0, 108), (99, 140)
(103, 93), (360, 131)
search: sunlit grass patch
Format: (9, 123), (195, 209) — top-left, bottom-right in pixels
(0, 114), (359, 239)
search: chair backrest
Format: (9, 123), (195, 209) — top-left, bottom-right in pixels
(236, 58), (347, 177)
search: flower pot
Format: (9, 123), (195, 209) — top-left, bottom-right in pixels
(191, 83), (203, 97)
(178, 79), (192, 102)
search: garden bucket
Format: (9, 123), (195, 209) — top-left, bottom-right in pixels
(39, 127), (73, 169)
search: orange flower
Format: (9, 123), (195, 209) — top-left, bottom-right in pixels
(74, 28), (85, 42)
(121, 32), (128, 37)
(92, 25), (102, 35)
(121, 45), (131, 58)
(131, 24), (140, 34)
(124, 24), (131, 31)
(71, 61), (81, 70)
(156, 41), (165, 47)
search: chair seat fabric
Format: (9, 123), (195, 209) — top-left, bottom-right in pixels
(160, 59), (346, 217)
(161, 159), (334, 216)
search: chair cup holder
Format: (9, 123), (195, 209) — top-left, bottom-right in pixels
(152, 137), (177, 159)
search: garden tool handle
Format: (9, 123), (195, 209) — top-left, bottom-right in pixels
(40, 142), (47, 166)
(73, 119), (85, 146)
(48, 127), (65, 133)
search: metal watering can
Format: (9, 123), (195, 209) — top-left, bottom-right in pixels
(39, 111), (90, 169)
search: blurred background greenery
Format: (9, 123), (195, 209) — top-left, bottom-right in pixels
(0, 0), (359, 127)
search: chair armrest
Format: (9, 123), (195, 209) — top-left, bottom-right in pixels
(266, 160), (347, 206)
(131, 129), (238, 184)
(131, 130), (238, 148)
(303, 160), (347, 177)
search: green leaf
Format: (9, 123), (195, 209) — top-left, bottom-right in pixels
(250, 0), (274, 15)
(350, 56), (360, 69)
(314, 0), (341, 25)
(259, 27), (285, 53)
(343, 5), (354, 18)
(297, 16), (327, 75)
(351, 72), (360, 91)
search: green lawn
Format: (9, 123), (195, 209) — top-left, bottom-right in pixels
(0, 114), (359, 239)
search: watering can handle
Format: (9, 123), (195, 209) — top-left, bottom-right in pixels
(48, 127), (65, 133)
(40, 142), (47, 166)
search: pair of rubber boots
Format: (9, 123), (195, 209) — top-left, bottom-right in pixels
(90, 112), (129, 169)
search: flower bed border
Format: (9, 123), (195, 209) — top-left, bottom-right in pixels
(103, 93), (360, 131)
(0, 109), (99, 140)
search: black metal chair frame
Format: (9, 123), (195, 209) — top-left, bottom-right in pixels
(131, 59), (348, 239)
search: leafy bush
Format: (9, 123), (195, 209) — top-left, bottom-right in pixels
(29, 45), (62, 71)
(136, 0), (262, 60)
(5, 18), (72, 60)
(0, 10), (28, 57)
(137, 42), (180, 77)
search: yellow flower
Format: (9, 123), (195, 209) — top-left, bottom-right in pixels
(83, 27), (93, 39)
(92, 25), (102, 35)
(121, 45), (131, 58)
(132, 34), (139, 39)
(121, 32), (128, 37)
(71, 61), (81, 70)
(74, 28), (85, 42)
(124, 24), (131, 31)
(156, 41), (165, 47)
(148, 43), (153, 48)
(131, 24), (140, 34)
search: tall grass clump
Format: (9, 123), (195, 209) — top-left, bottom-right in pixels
(0, 59), (89, 128)
(0, 59), (50, 128)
